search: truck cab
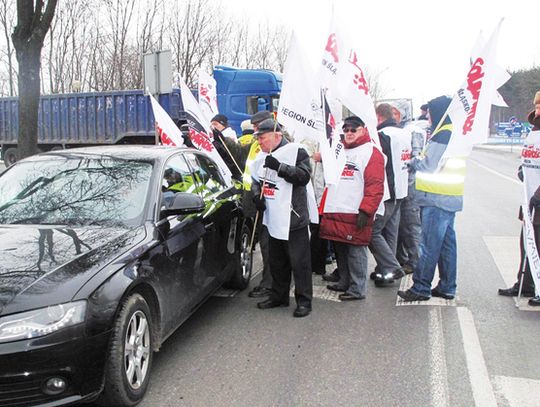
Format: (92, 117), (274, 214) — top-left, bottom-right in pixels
(214, 66), (281, 133)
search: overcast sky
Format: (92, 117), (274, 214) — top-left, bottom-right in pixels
(227, 0), (538, 113)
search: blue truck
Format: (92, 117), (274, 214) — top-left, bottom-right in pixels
(0, 66), (282, 165)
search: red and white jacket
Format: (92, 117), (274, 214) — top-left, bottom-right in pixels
(320, 133), (385, 246)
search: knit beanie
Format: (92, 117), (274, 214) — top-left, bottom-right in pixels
(211, 114), (228, 126)
(427, 95), (452, 130)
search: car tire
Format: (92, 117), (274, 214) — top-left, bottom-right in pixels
(4, 147), (18, 166)
(98, 293), (153, 407)
(224, 220), (253, 290)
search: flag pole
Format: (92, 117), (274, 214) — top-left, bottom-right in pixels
(215, 133), (244, 175)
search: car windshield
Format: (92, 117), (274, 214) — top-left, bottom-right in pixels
(0, 155), (153, 227)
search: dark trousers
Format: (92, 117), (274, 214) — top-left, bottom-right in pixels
(310, 220), (327, 275)
(269, 226), (313, 307)
(258, 224), (273, 289)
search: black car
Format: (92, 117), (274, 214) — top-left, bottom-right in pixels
(0, 146), (253, 406)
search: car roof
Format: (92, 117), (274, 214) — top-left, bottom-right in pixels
(26, 145), (200, 164)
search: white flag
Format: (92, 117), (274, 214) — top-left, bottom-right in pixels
(149, 94), (184, 147)
(178, 76), (232, 185)
(444, 20), (509, 158)
(277, 32), (325, 142)
(278, 32), (341, 185)
(198, 70), (219, 123)
(320, 13), (378, 143)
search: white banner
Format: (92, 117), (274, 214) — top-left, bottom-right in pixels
(444, 20), (508, 158)
(278, 32), (341, 186)
(178, 76), (232, 185)
(250, 144), (299, 240)
(149, 94), (184, 147)
(198, 70), (219, 123)
(320, 13), (378, 141)
(522, 193), (540, 297)
(277, 33), (325, 143)
(521, 130), (540, 295)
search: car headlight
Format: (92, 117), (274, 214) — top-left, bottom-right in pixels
(0, 301), (86, 343)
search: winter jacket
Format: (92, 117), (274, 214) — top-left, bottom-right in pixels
(320, 133), (385, 246)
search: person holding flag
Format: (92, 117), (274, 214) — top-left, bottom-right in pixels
(398, 95), (463, 302)
(498, 91), (540, 304)
(250, 118), (314, 318)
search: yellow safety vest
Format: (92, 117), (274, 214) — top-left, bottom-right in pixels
(415, 124), (466, 196)
(242, 141), (262, 191)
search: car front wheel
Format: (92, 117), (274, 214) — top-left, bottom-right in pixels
(224, 221), (253, 290)
(99, 293), (153, 407)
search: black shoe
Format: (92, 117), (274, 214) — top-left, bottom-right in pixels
(431, 287), (455, 300)
(339, 292), (365, 301)
(322, 272), (339, 282)
(398, 289), (430, 302)
(293, 305), (311, 317)
(257, 298), (289, 309)
(374, 273), (395, 287)
(528, 296), (540, 306)
(392, 269), (406, 280)
(370, 271), (382, 280)
(326, 284), (346, 292)
(248, 287), (272, 298)
(498, 286), (535, 297)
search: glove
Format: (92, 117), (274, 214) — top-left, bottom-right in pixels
(529, 195), (540, 213)
(356, 211), (369, 230)
(253, 193), (266, 212)
(264, 155), (281, 171)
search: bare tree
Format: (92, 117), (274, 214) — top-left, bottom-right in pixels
(169, 0), (219, 87)
(271, 25), (290, 72)
(104, 0), (136, 89)
(0, 0), (16, 96)
(131, 0), (165, 88)
(44, 0), (91, 93)
(12, 0), (58, 160)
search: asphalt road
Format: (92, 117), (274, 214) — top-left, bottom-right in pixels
(6, 147), (540, 406)
(83, 145), (540, 407)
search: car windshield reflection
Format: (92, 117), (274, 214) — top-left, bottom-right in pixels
(0, 156), (153, 227)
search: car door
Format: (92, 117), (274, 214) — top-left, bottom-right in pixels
(183, 152), (239, 288)
(150, 153), (210, 334)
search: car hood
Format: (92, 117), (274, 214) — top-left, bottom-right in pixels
(0, 225), (145, 316)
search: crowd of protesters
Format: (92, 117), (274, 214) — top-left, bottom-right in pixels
(203, 91), (540, 317)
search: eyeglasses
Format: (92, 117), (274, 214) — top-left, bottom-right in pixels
(342, 127), (359, 133)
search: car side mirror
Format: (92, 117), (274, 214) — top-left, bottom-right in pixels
(161, 192), (205, 218)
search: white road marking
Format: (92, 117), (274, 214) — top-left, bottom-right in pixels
(396, 273), (456, 306)
(468, 158), (521, 185)
(482, 236), (540, 311)
(483, 236), (520, 289)
(457, 307), (498, 407)
(492, 375), (540, 407)
(429, 307), (450, 407)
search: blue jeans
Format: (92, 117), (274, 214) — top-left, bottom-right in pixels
(410, 206), (457, 297)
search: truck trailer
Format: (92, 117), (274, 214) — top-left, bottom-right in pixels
(0, 66), (281, 165)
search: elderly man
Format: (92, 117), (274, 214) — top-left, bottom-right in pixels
(250, 118), (314, 317)
(320, 116), (385, 300)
